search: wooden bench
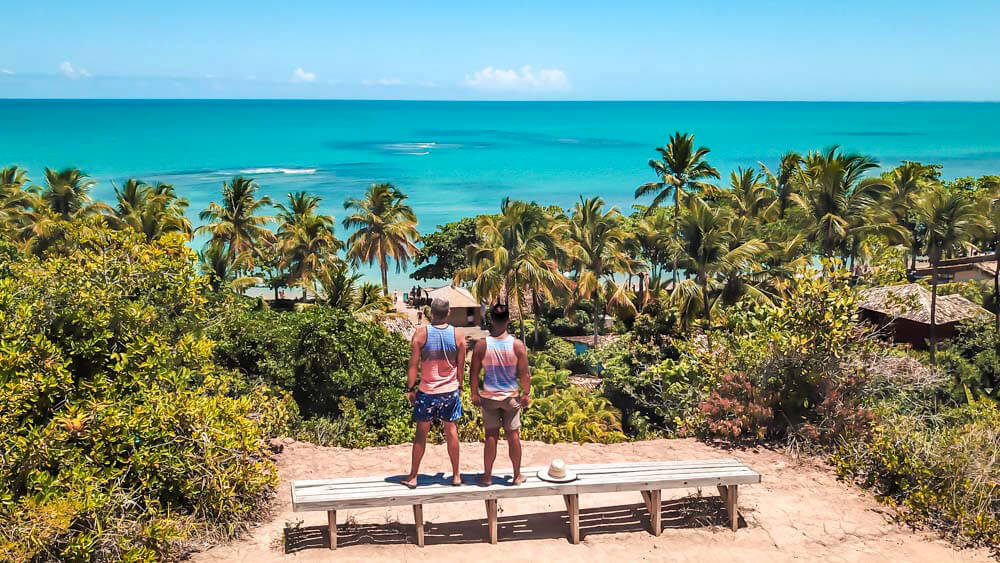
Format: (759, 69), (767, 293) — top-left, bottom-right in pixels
(291, 459), (760, 548)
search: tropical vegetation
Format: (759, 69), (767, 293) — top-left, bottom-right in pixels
(4, 133), (1000, 558)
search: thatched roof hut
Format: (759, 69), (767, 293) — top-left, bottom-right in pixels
(858, 283), (989, 347)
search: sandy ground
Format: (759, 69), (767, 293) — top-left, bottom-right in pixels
(190, 438), (993, 562)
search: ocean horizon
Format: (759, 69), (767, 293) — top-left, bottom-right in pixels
(4, 99), (1000, 288)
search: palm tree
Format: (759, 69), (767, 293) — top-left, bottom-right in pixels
(37, 168), (107, 220)
(668, 196), (767, 344)
(636, 132), (721, 216)
(725, 167), (773, 219)
(9, 167), (109, 253)
(276, 192), (342, 296)
(634, 207), (673, 293)
(792, 147), (897, 266)
(455, 198), (568, 339)
(881, 162), (941, 271)
(342, 183), (419, 296)
(110, 179), (192, 242)
(197, 176), (273, 272)
(636, 132), (720, 283)
(566, 196), (638, 346)
(198, 244), (261, 292)
(759, 152), (803, 220)
(913, 188), (985, 365)
(0, 165), (31, 225)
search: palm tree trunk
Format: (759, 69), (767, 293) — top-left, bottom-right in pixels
(701, 277), (712, 348)
(592, 291), (601, 350)
(532, 292), (541, 349)
(929, 262), (938, 367)
(379, 254), (389, 296)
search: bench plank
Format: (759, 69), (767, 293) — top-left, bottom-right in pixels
(293, 461), (761, 512)
(295, 467), (757, 498)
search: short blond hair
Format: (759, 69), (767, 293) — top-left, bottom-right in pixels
(430, 297), (450, 320)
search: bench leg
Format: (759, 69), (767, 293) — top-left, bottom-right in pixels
(563, 494), (580, 544)
(485, 499), (498, 544)
(413, 504), (424, 547)
(725, 485), (739, 532)
(648, 490), (662, 536)
(640, 490), (652, 513)
(327, 510), (337, 550)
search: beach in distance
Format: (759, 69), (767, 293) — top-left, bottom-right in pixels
(3, 99), (1000, 286)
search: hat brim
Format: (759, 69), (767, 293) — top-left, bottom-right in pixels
(536, 468), (578, 483)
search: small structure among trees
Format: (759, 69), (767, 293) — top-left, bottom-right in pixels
(858, 283), (989, 347)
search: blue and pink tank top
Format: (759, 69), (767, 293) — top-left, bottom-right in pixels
(420, 324), (459, 394)
(482, 334), (519, 400)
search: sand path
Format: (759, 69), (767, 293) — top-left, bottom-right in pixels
(191, 438), (993, 562)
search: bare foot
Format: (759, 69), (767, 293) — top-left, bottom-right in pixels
(451, 474), (462, 486)
(512, 473), (527, 485)
(401, 475), (418, 489)
(478, 474), (493, 486)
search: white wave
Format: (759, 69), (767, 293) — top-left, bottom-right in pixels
(238, 167), (318, 175)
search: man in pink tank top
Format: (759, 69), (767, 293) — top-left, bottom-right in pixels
(470, 303), (531, 485)
(403, 297), (466, 488)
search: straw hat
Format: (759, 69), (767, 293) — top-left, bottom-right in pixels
(537, 458), (577, 483)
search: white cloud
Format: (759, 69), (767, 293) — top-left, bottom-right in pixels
(464, 65), (570, 91)
(416, 80), (438, 88)
(291, 67), (316, 83)
(362, 77), (403, 86)
(59, 61), (90, 79)
(1, 69), (13, 75)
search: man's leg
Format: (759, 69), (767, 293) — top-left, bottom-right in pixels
(442, 421), (462, 485)
(507, 428), (524, 484)
(480, 427), (500, 486)
(403, 420), (432, 488)
(507, 400), (525, 484)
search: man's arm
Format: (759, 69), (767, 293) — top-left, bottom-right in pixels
(455, 329), (467, 392)
(514, 339), (531, 407)
(469, 338), (486, 405)
(407, 327), (425, 404)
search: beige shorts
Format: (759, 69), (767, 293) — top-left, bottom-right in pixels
(480, 396), (522, 432)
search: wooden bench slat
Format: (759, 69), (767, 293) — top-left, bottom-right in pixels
(293, 461), (754, 499)
(295, 466), (754, 499)
(293, 470), (760, 511)
(294, 466), (759, 501)
(290, 459), (746, 488)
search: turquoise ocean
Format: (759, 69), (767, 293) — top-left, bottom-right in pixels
(2, 99), (1000, 287)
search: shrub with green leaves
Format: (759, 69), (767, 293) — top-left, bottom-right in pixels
(834, 399), (1000, 550)
(0, 224), (288, 561)
(211, 304), (412, 445)
(519, 366), (625, 444)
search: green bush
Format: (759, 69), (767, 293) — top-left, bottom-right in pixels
(0, 224), (287, 561)
(212, 305), (412, 444)
(938, 320), (1000, 400)
(535, 338), (575, 370)
(520, 367), (625, 443)
(835, 399), (1000, 549)
(691, 267), (877, 444)
(602, 353), (703, 436)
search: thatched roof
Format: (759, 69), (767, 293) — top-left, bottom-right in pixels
(858, 283), (989, 325)
(426, 285), (479, 308)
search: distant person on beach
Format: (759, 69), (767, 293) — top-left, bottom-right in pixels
(470, 303), (531, 486)
(403, 297), (466, 488)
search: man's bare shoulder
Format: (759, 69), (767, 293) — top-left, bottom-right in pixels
(411, 325), (427, 344)
(512, 338), (528, 355)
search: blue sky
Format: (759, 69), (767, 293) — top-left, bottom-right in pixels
(2, 0), (999, 100)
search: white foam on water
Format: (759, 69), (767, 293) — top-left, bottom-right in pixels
(237, 167), (318, 175)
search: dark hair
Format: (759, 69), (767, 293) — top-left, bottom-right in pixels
(490, 303), (510, 322)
